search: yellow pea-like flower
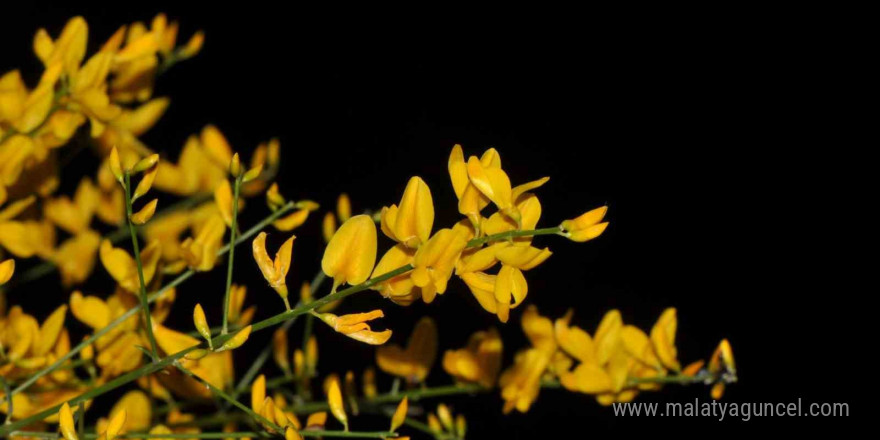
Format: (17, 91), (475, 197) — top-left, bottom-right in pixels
(306, 412), (327, 429)
(442, 327), (503, 388)
(103, 409), (127, 440)
(315, 310), (392, 345)
(273, 209), (310, 232)
(337, 193), (351, 222)
(214, 180), (240, 228)
(217, 325), (252, 352)
(180, 215), (226, 271)
(466, 153), (520, 224)
(594, 309), (623, 365)
(376, 317), (438, 384)
(99, 239), (161, 293)
(380, 176), (434, 248)
(52, 230), (101, 286)
(110, 391), (151, 432)
(201, 125), (234, 168)
(708, 338), (736, 376)
(193, 303), (212, 349)
(321, 214), (377, 291)
(252, 231), (296, 307)
(560, 206), (609, 243)
(650, 307), (680, 371)
(370, 244), (418, 305)
(390, 397), (408, 432)
(130, 198), (158, 225)
(495, 245), (552, 271)
(285, 426), (303, 440)
(59, 402), (78, 440)
(0, 258), (14, 285)
(326, 375), (347, 430)
(411, 228), (468, 303)
(493, 265), (528, 323)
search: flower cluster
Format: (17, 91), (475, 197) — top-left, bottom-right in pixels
(0, 13), (736, 440)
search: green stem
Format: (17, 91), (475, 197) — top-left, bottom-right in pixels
(627, 373), (707, 386)
(222, 176), (243, 334)
(0, 250), (407, 436)
(174, 363), (282, 433)
(124, 171), (160, 362)
(466, 226), (563, 247)
(288, 383), (485, 415)
(6, 203), (296, 401)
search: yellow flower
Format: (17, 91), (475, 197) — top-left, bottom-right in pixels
(315, 310), (392, 345)
(650, 307), (680, 371)
(442, 327), (503, 388)
(273, 327), (290, 374)
(322, 212), (336, 243)
(252, 232), (296, 307)
(109, 391), (151, 432)
(59, 402), (78, 440)
(99, 238), (161, 293)
(380, 176), (434, 248)
(130, 198), (158, 225)
(51, 230), (101, 286)
(193, 304), (212, 348)
(375, 317), (438, 384)
(153, 134), (226, 195)
(0, 258), (14, 285)
(411, 228), (468, 303)
(492, 265), (528, 323)
(217, 325), (252, 352)
(214, 179), (242, 227)
(560, 206), (609, 242)
(370, 244), (418, 305)
(466, 151), (519, 224)
(321, 215), (377, 291)
(226, 284), (256, 327)
(497, 306), (556, 413)
(708, 339), (736, 399)
(448, 145), (492, 228)
(180, 214), (226, 271)
(43, 177), (99, 234)
(390, 397), (408, 432)
(326, 375), (347, 430)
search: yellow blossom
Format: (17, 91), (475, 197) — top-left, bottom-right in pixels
(51, 230), (101, 286)
(130, 198), (158, 225)
(326, 375), (347, 430)
(252, 232), (296, 307)
(193, 304), (212, 348)
(442, 327), (503, 388)
(0, 258), (14, 285)
(411, 228), (468, 303)
(315, 310), (392, 345)
(322, 212), (336, 243)
(390, 397), (408, 432)
(217, 325), (252, 352)
(337, 193), (351, 222)
(380, 176), (434, 248)
(180, 214), (226, 271)
(560, 206), (609, 242)
(650, 307), (680, 371)
(59, 402), (78, 440)
(321, 215), (377, 291)
(99, 238), (161, 293)
(376, 317), (438, 384)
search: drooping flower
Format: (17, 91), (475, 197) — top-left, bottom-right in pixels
(376, 317), (438, 384)
(314, 310), (392, 345)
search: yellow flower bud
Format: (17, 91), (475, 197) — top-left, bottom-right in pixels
(184, 348), (210, 360)
(300, 281), (312, 304)
(337, 193), (351, 222)
(217, 325), (252, 352)
(179, 31), (204, 59)
(109, 146), (124, 183)
(273, 327), (290, 373)
(230, 152), (242, 177)
(130, 199), (158, 225)
(59, 402), (78, 440)
(650, 307), (680, 371)
(437, 403), (453, 431)
(305, 335), (318, 374)
(560, 206), (609, 242)
(243, 164), (263, 183)
(390, 397), (408, 432)
(266, 183), (286, 211)
(193, 303), (212, 348)
(322, 212), (337, 243)
(456, 414), (467, 437)
(252, 374), (266, 413)
(132, 165), (158, 201)
(133, 153), (159, 173)
(326, 375), (347, 430)
(363, 367), (377, 399)
(0, 258), (14, 285)
(321, 215), (377, 291)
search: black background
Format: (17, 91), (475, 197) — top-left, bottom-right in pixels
(2, 4), (863, 438)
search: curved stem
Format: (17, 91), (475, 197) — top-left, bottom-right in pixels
(124, 171), (159, 362)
